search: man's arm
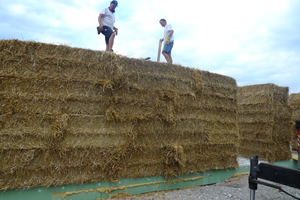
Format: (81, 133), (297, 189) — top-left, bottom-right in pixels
(168, 30), (174, 37)
(113, 26), (118, 35)
(165, 29), (174, 44)
(98, 14), (104, 31)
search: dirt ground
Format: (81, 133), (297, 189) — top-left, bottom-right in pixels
(104, 175), (300, 200)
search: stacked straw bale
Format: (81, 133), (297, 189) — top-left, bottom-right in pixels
(237, 84), (292, 162)
(289, 93), (300, 150)
(0, 39), (239, 190)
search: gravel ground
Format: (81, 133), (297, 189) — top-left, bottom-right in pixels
(106, 175), (300, 200)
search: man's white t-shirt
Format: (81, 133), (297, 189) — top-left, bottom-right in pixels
(100, 7), (115, 30)
(164, 24), (174, 43)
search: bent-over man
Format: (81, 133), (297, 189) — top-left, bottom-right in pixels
(97, 1), (119, 52)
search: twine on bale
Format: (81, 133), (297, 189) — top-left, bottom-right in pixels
(0, 39), (239, 190)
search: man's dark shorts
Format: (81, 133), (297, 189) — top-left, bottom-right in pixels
(100, 26), (114, 44)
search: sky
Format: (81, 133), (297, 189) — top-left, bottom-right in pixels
(1, 0), (300, 94)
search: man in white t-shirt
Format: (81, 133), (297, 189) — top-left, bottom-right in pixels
(97, 1), (119, 52)
(159, 19), (174, 64)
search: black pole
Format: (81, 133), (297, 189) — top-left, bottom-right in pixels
(249, 155), (259, 200)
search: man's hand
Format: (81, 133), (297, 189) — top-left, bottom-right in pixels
(99, 26), (103, 32)
(114, 28), (118, 35)
(165, 37), (170, 44)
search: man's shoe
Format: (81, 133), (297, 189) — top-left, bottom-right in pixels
(97, 27), (100, 35)
(109, 49), (114, 52)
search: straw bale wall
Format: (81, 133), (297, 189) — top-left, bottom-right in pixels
(237, 84), (292, 162)
(289, 93), (300, 150)
(0, 39), (238, 190)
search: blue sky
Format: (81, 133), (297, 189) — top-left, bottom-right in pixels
(1, 0), (300, 94)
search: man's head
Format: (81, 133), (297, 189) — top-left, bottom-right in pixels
(110, 0), (118, 9)
(159, 19), (167, 27)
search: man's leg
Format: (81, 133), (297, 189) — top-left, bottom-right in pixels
(162, 42), (173, 64)
(102, 26), (115, 52)
(108, 33), (116, 51)
(169, 54), (173, 64)
(104, 35), (110, 52)
(162, 51), (172, 64)
(162, 51), (169, 62)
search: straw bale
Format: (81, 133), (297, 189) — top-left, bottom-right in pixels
(289, 93), (300, 109)
(238, 84), (289, 104)
(162, 144), (187, 177)
(0, 144), (238, 189)
(0, 94), (109, 115)
(239, 122), (273, 140)
(0, 39), (239, 190)
(0, 163), (167, 191)
(292, 109), (300, 120)
(238, 84), (292, 162)
(0, 114), (56, 149)
(289, 93), (300, 149)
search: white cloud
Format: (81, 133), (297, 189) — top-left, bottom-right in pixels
(0, 0), (300, 93)
(8, 4), (27, 15)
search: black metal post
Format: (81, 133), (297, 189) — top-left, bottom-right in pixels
(249, 155), (259, 200)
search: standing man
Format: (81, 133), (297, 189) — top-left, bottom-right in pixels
(159, 19), (174, 64)
(97, 1), (119, 52)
